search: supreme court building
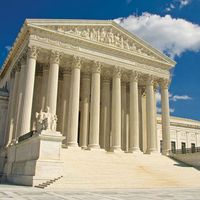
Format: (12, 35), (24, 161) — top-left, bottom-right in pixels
(0, 19), (200, 186)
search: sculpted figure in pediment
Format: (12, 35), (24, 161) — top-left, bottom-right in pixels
(114, 33), (121, 47)
(90, 28), (97, 41)
(100, 28), (106, 42)
(107, 28), (114, 45)
(124, 38), (130, 50)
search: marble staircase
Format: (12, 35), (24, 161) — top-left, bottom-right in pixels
(47, 148), (200, 189)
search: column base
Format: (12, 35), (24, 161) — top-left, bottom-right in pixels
(146, 148), (159, 155)
(87, 144), (100, 150)
(110, 146), (123, 152)
(67, 142), (79, 148)
(129, 147), (142, 154)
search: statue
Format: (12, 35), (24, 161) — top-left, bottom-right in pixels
(36, 107), (58, 132)
(124, 39), (130, 50)
(114, 33), (120, 47)
(107, 28), (114, 45)
(100, 28), (106, 42)
(90, 28), (97, 41)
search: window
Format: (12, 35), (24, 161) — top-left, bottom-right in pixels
(171, 141), (176, 153)
(181, 142), (186, 154)
(191, 143), (195, 153)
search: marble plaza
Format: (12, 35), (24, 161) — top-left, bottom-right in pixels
(0, 19), (200, 187)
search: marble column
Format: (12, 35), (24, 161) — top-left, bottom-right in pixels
(111, 66), (121, 151)
(138, 87), (147, 153)
(41, 65), (49, 111)
(67, 56), (81, 147)
(80, 72), (91, 149)
(61, 69), (71, 145)
(14, 58), (26, 139)
(19, 46), (38, 136)
(160, 79), (171, 155)
(46, 51), (61, 115)
(9, 66), (20, 141)
(4, 68), (15, 146)
(154, 83), (158, 151)
(146, 76), (157, 154)
(31, 71), (43, 130)
(88, 61), (101, 149)
(100, 72), (111, 151)
(121, 82), (127, 151)
(129, 71), (141, 153)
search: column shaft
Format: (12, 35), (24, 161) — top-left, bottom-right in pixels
(19, 47), (38, 136)
(67, 56), (81, 147)
(80, 73), (90, 148)
(61, 71), (71, 144)
(41, 65), (49, 111)
(146, 76), (157, 153)
(89, 62), (101, 149)
(4, 69), (15, 146)
(161, 80), (171, 155)
(129, 72), (140, 152)
(14, 61), (26, 139)
(100, 77), (111, 150)
(121, 83), (127, 151)
(46, 51), (60, 115)
(111, 67), (121, 151)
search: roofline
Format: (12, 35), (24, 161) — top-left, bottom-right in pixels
(1, 18), (176, 79)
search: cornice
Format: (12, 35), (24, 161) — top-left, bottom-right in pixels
(26, 19), (176, 66)
(0, 19), (175, 80)
(28, 24), (173, 69)
(157, 116), (200, 130)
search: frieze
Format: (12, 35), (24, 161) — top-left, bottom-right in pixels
(53, 26), (160, 60)
(29, 34), (170, 78)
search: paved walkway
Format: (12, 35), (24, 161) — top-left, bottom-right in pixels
(0, 185), (200, 200)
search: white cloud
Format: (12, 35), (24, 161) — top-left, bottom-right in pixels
(171, 95), (192, 101)
(115, 13), (200, 58)
(156, 92), (161, 104)
(5, 46), (11, 51)
(157, 107), (175, 113)
(156, 92), (190, 114)
(179, 0), (191, 8)
(165, 0), (191, 12)
(165, 3), (175, 12)
(169, 108), (175, 113)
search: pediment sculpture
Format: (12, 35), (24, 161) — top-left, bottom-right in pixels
(54, 26), (154, 58)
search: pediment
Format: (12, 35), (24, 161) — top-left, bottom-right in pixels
(26, 19), (176, 66)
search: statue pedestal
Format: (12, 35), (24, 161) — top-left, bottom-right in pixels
(6, 130), (64, 186)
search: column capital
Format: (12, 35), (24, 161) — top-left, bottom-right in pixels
(15, 61), (22, 72)
(10, 68), (15, 79)
(160, 79), (170, 89)
(63, 68), (71, 75)
(146, 75), (155, 86)
(101, 69), (111, 81)
(72, 55), (81, 69)
(113, 66), (121, 78)
(50, 51), (62, 65)
(130, 71), (139, 82)
(27, 46), (39, 59)
(139, 86), (146, 96)
(91, 61), (101, 73)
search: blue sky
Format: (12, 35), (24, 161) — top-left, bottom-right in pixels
(0, 0), (200, 120)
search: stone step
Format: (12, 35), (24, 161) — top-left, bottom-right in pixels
(48, 148), (200, 189)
